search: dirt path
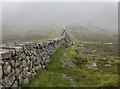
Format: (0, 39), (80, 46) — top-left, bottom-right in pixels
(62, 52), (75, 67)
(62, 73), (77, 87)
(61, 52), (77, 87)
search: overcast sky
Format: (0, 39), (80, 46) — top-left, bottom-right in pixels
(2, 2), (118, 31)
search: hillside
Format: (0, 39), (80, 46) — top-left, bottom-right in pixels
(23, 31), (119, 87)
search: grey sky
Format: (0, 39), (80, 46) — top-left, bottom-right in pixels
(2, 2), (118, 31)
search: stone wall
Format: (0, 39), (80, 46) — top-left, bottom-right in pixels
(0, 33), (66, 88)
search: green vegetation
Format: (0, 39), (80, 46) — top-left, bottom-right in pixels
(4, 26), (118, 87)
(24, 42), (118, 87)
(23, 44), (74, 87)
(66, 44), (118, 87)
(2, 28), (62, 44)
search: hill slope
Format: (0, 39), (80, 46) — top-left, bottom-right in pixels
(23, 35), (118, 87)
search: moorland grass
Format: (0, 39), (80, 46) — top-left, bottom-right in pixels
(23, 43), (118, 87)
(23, 44), (74, 87)
(23, 31), (118, 87)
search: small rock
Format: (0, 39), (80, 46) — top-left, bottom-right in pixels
(12, 81), (18, 87)
(23, 78), (28, 84)
(22, 60), (27, 68)
(3, 65), (11, 75)
(26, 72), (31, 78)
(0, 84), (3, 89)
(0, 65), (2, 80)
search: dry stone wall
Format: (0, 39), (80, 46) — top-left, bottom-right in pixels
(0, 33), (66, 88)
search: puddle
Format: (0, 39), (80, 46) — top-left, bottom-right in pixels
(104, 63), (111, 67)
(86, 62), (97, 69)
(91, 62), (97, 67)
(104, 43), (112, 45)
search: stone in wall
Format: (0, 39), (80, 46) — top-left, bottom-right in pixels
(0, 32), (66, 88)
(0, 62), (3, 88)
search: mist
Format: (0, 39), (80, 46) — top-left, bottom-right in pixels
(3, 2), (117, 28)
(1, 2), (119, 87)
(2, 2), (118, 43)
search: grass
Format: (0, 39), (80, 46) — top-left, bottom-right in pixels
(22, 30), (118, 87)
(23, 42), (118, 87)
(3, 29), (62, 44)
(23, 44), (74, 87)
(64, 44), (118, 87)
(3, 25), (118, 87)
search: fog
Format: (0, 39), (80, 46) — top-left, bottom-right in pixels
(3, 2), (117, 29)
(2, 2), (118, 43)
